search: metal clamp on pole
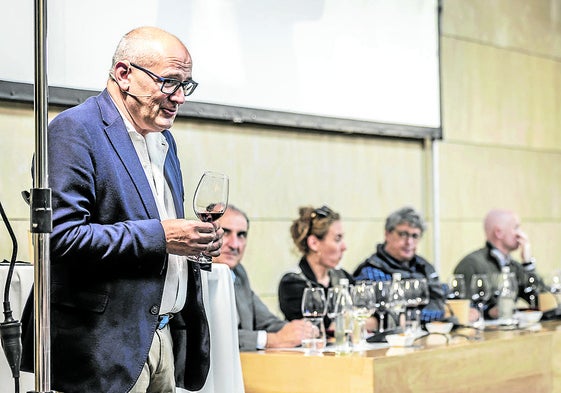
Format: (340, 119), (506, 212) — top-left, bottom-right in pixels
(30, 189), (52, 234)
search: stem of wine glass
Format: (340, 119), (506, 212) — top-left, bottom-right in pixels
(476, 302), (485, 330)
(198, 252), (211, 263)
(360, 320), (367, 344)
(378, 311), (385, 333)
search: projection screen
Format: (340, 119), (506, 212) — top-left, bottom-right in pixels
(0, 0), (441, 139)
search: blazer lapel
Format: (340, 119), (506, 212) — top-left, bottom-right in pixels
(97, 90), (159, 219)
(162, 130), (185, 218)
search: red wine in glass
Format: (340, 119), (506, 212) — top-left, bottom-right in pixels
(195, 209), (226, 223)
(191, 172), (229, 263)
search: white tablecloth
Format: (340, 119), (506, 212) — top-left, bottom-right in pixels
(0, 263), (244, 393)
(179, 263), (245, 393)
(0, 262), (35, 393)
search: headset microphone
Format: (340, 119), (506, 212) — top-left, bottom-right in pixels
(123, 90), (152, 98)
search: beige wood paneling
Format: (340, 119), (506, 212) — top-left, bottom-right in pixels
(442, 0), (561, 59)
(170, 119), (425, 220)
(441, 37), (561, 149)
(438, 0), (561, 289)
(439, 142), (561, 219)
(438, 221), (485, 281)
(0, 104), (38, 263)
(0, 104), (36, 217)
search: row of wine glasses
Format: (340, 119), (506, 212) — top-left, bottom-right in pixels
(448, 271), (542, 309)
(446, 273), (493, 328)
(301, 278), (431, 351)
(302, 284), (378, 351)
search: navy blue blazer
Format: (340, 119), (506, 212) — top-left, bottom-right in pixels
(21, 90), (209, 393)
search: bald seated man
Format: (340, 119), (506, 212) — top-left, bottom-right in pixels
(213, 205), (311, 351)
(454, 209), (546, 318)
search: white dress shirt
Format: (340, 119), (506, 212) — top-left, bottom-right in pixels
(115, 105), (188, 315)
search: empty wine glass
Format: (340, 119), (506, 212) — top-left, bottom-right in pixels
(350, 282), (376, 345)
(372, 281), (391, 332)
(191, 171), (229, 264)
(326, 287), (341, 317)
(470, 274), (491, 330)
(301, 287), (327, 353)
(523, 270), (539, 310)
(389, 279), (406, 330)
(549, 270), (561, 308)
(447, 274), (467, 300)
(325, 287), (341, 338)
(403, 278), (429, 333)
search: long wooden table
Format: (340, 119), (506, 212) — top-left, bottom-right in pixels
(240, 321), (561, 393)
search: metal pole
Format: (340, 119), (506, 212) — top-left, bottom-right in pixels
(31, 0), (53, 392)
(431, 139), (441, 272)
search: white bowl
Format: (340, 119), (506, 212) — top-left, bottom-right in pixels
(425, 322), (454, 334)
(514, 310), (543, 325)
(385, 333), (415, 347)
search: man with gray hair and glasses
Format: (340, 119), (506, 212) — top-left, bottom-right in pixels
(353, 206), (446, 323)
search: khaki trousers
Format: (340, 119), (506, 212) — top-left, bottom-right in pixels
(129, 326), (175, 393)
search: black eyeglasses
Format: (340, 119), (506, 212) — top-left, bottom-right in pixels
(394, 230), (421, 241)
(130, 62), (198, 96)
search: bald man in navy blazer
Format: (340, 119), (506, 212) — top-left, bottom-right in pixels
(21, 27), (223, 393)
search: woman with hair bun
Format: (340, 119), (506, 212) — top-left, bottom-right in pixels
(278, 205), (353, 326)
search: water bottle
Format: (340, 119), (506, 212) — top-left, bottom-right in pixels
(334, 278), (353, 354)
(497, 267), (517, 325)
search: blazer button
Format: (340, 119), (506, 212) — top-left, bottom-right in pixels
(150, 305), (160, 315)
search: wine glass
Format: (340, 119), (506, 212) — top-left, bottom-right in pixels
(523, 270), (539, 310)
(415, 278), (430, 314)
(326, 287), (340, 319)
(403, 278), (429, 334)
(447, 274), (467, 300)
(191, 171), (229, 264)
(372, 280), (391, 332)
(549, 270), (561, 309)
(350, 282), (376, 345)
(389, 279), (406, 330)
(326, 287), (341, 337)
(301, 287), (327, 354)
(470, 274), (491, 330)
(402, 279), (419, 334)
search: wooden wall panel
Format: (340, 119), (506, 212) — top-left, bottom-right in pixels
(441, 37), (561, 149)
(439, 142), (561, 219)
(442, 0), (561, 59)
